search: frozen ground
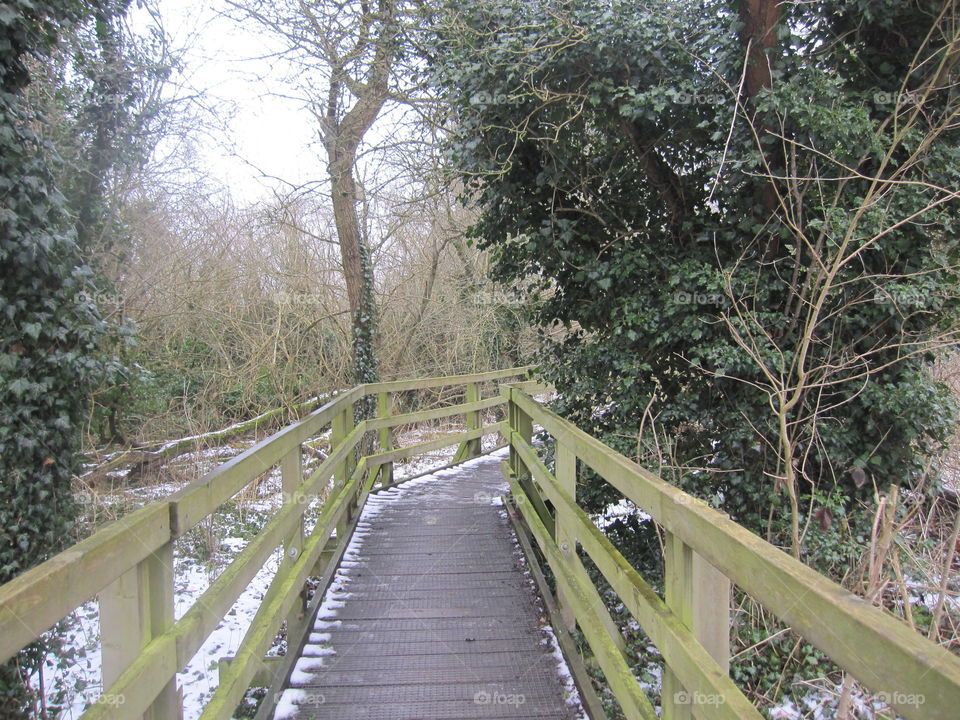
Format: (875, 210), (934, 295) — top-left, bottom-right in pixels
(37, 421), (506, 718)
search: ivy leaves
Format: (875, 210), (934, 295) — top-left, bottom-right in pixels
(433, 0), (960, 546)
(1, 1), (112, 713)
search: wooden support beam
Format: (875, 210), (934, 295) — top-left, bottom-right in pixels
(331, 404), (355, 539)
(218, 656), (284, 688)
(464, 382), (482, 458)
(662, 533), (730, 720)
(281, 445), (307, 642)
(508, 388), (533, 480)
(376, 391), (393, 485)
(555, 444), (579, 634)
(100, 542), (181, 719)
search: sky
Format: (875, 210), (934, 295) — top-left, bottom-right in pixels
(132, 0), (326, 202)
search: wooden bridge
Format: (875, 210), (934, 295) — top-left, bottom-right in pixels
(2, 368), (960, 720)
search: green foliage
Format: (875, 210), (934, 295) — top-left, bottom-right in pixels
(0, 0), (117, 713)
(432, 0), (960, 551)
(731, 618), (831, 711)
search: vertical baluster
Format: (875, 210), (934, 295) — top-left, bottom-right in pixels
(281, 445), (307, 638)
(332, 403), (355, 539)
(464, 381), (481, 458)
(555, 444), (579, 633)
(101, 540), (181, 719)
(662, 531), (730, 719)
(377, 391), (393, 485)
(508, 388), (533, 480)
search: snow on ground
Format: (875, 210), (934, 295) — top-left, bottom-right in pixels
(390, 421), (505, 480)
(593, 497), (651, 530)
(274, 448), (589, 720)
(765, 677), (922, 720)
(35, 532), (284, 719)
(40, 422), (509, 718)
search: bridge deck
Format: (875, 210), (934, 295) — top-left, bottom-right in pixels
(273, 450), (584, 720)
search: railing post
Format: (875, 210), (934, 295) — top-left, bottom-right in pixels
(281, 445), (307, 633)
(555, 443), (579, 633)
(100, 540), (181, 719)
(377, 391), (393, 485)
(662, 531), (731, 720)
(508, 388), (532, 479)
(464, 381), (481, 458)
(332, 402), (355, 538)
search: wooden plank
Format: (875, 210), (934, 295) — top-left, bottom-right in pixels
(507, 470), (657, 720)
(662, 534), (693, 720)
(555, 443), (579, 633)
(144, 543), (181, 720)
(81, 428), (368, 720)
(281, 446), (307, 642)
(0, 502), (170, 663)
(199, 460), (378, 720)
(365, 396), (503, 432)
(100, 563), (151, 692)
(504, 495), (608, 720)
(361, 367), (531, 394)
(332, 405), (355, 539)
(100, 542), (182, 719)
(376, 391), (393, 485)
(511, 434), (765, 720)
(365, 423), (504, 466)
(508, 388), (533, 480)
(464, 382), (482, 458)
(509, 390), (960, 719)
(169, 388), (363, 536)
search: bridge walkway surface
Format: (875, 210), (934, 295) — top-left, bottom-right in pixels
(272, 450), (586, 720)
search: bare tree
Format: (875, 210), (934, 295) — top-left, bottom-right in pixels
(228, 0), (434, 391)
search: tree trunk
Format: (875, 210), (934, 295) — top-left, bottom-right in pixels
(328, 150), (380, 389)
(738, 0), (783, 252)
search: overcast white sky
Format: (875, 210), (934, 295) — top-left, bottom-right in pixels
(133, 0), (325, 202)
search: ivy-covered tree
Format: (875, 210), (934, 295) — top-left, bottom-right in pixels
(432, 0), (960, 557)
(30, 0), (175, 446)
(0, 1), (110, 714)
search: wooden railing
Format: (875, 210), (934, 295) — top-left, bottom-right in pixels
(502, 385), (960, 720)
(0, 367), (529, 720)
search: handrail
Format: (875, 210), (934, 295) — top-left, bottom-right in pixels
(0, 367), (529, 719)
(503, 386), (960, 720)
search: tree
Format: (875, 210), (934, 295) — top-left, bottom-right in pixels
(28, 0), (177, 446)
(0, 1), (111, 715)
(232, 0), (434, 397)
(432, 0), (960, 559)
